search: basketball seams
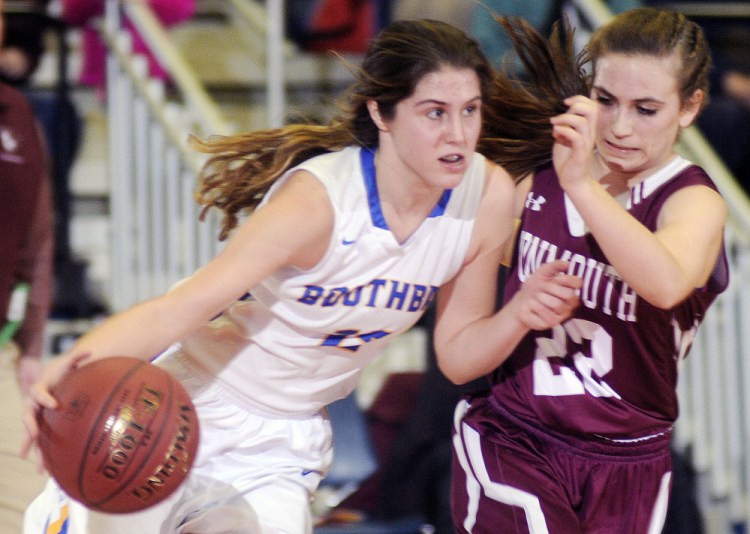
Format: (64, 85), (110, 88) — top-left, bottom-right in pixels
(87, 364), (177, 508)
(77, 357), (145, 505)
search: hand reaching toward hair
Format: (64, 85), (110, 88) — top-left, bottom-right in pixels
(550, 95), (599, 194)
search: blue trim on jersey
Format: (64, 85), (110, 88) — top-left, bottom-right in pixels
(361, 148), (388, 229)
(430, 188), (452, 217)
(359, 147), (453, 231)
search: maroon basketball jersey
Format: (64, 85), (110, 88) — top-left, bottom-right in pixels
(493, 156), (729, 440)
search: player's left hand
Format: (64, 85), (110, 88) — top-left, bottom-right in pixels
(514, 259), (581, 330)
(21, 351), (89, 469)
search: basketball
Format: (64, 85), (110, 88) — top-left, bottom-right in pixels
(36, 356), (200, 514)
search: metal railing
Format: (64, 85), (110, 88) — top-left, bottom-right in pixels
(102, 0), (357, 310)
(103, 0), (230, 311)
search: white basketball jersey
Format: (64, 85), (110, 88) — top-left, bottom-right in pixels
(177, 146), (486, 415)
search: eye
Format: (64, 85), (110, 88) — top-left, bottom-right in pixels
(637, 106), (657, 116)
(427, 108), (444, 119)
(463, 104), (480, 117)
(596, 95), (613, 106)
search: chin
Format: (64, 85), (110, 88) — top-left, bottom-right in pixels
(606, 161), (628, 173)
(441, 174), (465, 190)
(600, 153), (634, 174)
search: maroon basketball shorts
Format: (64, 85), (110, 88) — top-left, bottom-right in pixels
(451, 397), (673, 534)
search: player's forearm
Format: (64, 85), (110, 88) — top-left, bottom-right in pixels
(68, 297), (200, 364)
(436, 304), (529, 385)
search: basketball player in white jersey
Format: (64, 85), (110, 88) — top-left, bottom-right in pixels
(21, 19), (580, 534)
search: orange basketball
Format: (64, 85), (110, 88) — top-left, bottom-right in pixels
(36, 356), (200, 514)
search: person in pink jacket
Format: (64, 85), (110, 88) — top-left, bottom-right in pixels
(61, 0), (195, 96)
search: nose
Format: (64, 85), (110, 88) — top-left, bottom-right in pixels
(445, 114), (466, 145)
(611, 108), (632, 137)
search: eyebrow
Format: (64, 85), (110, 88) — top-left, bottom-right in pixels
(415, 95), (482, 107)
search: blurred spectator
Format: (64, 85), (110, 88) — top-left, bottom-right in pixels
(0, 0), (50, 86)
(693, 20), (750, 195)
(61, 0), (196, 98)
(0, 1), (85, 317)
(0, 81), (54, 395)
(286, 0), (389, 54)
(0, 0), (54, 396)
(0, 13), (54, 529)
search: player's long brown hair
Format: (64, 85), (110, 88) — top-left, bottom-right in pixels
(478, 15), (588, 181)
(191, 19), (494, 240)
(479, 8), (712, 181)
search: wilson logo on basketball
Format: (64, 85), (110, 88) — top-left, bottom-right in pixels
(129, 404), (197, 502)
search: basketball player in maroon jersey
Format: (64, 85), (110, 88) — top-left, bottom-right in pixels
(443, 8), (729, 533)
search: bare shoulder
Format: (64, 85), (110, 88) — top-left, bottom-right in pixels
(479, 160), (515, 218)
(484, 159), (515, 195)
(268, 169), (330, 204)
(235, 168), (334, 270)
(261, 169), (335, 235)
(659, 183), (728, 228)
(462, 160), (516, 261)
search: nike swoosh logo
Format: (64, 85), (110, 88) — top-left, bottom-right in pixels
(342, 239), (356, 245)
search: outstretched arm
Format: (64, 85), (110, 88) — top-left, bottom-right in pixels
(22, 171), (333, 452)
(435, 258), (580, 385)
(433, 163), (580, 385)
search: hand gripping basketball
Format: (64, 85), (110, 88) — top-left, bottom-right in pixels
(36, 356), (200, 514)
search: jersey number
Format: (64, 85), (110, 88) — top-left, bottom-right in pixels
(533, 318), (620, 398)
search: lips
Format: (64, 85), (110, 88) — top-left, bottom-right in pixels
(440, 154), (464, 163)
(605, 140), (635, 153)
(439, 154), (468, 172)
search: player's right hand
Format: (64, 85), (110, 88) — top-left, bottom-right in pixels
(514, 259), (581, 331)
(20, 351), (89, 466)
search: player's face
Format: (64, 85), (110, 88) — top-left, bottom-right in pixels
(592, 53), (700, 180)
(376, 66), (483, 190)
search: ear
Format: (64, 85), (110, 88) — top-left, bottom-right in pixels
(679, 89), (704, 128)
(367, 100), (388, 131)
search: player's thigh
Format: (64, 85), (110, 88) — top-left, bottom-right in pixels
(451, 407), (580, 534)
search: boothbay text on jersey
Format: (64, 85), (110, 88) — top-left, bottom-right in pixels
(297, 280), (439, 311)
